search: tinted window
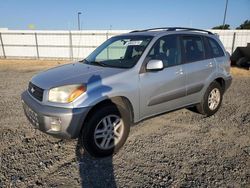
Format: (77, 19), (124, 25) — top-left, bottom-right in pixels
(207, 37), (224, 58)
(147, 35), (181, 67)
(182, 36), (205, 63)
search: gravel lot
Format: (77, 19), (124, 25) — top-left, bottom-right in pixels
(0, 59), (249, 187)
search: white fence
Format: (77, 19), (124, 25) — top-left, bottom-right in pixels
(0, 29), (249, 60)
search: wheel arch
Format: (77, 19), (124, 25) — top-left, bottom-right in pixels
(214, 77), (226, 92)
(83, 96), (134, 128)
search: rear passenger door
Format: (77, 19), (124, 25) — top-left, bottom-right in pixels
(181, 35), (216, 101)
(206, 36), (227, 70)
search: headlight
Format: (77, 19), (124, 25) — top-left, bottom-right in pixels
(48, 84), (86, 103)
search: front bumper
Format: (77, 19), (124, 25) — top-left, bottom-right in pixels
(21, 91), (90, 139)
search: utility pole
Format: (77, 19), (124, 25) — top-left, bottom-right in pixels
(78, 12), (82, 30)
(222, 0), (228, 29)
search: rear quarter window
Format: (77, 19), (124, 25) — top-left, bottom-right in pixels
(207, 37), (224, 58)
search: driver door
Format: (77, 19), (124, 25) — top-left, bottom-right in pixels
(139, 35), (187, 119)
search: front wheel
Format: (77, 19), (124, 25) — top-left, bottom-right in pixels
(80, 105), (130, 158)
(196, 81), (223, 117)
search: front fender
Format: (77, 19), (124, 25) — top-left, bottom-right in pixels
(72, 82), (140, 123)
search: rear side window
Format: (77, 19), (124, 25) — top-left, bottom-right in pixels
(182, 36), (205, 63)
(207, 37), (224, 58)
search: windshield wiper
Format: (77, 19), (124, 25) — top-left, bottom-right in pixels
(90, 61), (107, 67)
(81, 59), (106, 67)
(79, 59), (85, 63)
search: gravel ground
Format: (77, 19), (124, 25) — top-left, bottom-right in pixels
(0, 60), (250, 188)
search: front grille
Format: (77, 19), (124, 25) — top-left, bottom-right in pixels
(28, 82), (44, 101)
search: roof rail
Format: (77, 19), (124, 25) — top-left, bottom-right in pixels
(130, 27), (171, 33)
(130, 27), (213, 35)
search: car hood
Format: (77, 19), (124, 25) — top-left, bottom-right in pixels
(31, 62), (125, 89)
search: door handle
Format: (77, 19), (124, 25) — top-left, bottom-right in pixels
(206, 62), (213, 67)
(175, 69), (184, 75)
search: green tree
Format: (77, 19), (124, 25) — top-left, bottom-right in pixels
(212, 24), (230, 30)
(236, 20), (250, 29)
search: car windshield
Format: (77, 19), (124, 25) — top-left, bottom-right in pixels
(83, 35), (152, 68)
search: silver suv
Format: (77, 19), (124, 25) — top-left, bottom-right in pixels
(22, 27), (232, 157)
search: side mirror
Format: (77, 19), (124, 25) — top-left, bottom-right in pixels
(146, 60), (164, 71)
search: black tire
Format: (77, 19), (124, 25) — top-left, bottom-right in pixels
(80, 104), (130, 158)
(236, 57), (248, 68)
(196, 81), (223, 117)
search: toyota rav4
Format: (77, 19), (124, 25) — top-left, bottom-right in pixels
(22, 27), (232, 157)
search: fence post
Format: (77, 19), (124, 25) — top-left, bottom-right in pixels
(231, 32), (236, 54)
(0, 33), (6, 59)
(34, 32), (39, 59)
(106, 31), (109, 59)
(69, 31), (73, 60)
(106, 31), (109, 40)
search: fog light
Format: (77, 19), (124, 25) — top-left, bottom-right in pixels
(50, 117), (62, 131)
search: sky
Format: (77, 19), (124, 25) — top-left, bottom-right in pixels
(0, 0), (249, 30)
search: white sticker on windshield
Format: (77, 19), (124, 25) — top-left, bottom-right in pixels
(124, 40), (143, 46)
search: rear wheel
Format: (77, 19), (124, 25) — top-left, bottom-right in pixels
(196, 81), (223, 117)
(80, 104), (130, 158)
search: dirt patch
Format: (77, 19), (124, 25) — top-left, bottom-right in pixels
(0, 59), (68, 72)
(231, 67), (250, 77)
(0, 60), (249, 187)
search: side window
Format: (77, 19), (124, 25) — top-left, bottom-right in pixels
(147, 35), (181, 67)
(207, 37), (224, 58)
(182, 36), (205, 63)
